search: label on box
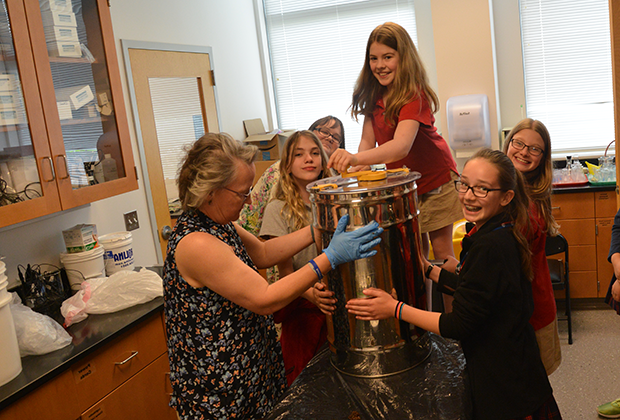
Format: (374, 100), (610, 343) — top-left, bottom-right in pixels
(0, 92), (16, 107)
(62, 223), (98, 253)
(57, 100), (72, 120)
(48, 41), (81, 58)
(56, 85), (94, 110)
(41, 10), (77, 27)
(45, 25), (79, 43)
(0, 74), (16, 92)
(0, 108), (23, 126)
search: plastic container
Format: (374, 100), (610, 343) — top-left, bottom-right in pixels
(98, 231), (134, 275)
(0, 293), (22, 386)
(0, 261), (7, 301)
(60, 246), (105, 290)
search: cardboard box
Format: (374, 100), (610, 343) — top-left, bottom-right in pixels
(40, 0), (73, 13)
(243, 118), (295, 161)
(0, 108), (25, 126)
(48, 41), (81, 58)
(62, 224), (98, 253)
(45, 25), (79, 43)
(0, 92), (18, 108)
(0, 74), (16, 92)
(41, 10), (77, 27)
(253, 160), (278, 185)
(57, 100), (72, 120)
(55, 85), (94, 110)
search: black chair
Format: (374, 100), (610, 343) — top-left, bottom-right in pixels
(545, 233), (572, 344)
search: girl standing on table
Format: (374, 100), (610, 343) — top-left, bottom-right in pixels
(503, 118), (562, 375)
(259, 130), (331, 385)
(328, 22), (462, 268)
(346, 149), (562, 420)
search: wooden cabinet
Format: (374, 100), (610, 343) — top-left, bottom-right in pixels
(0, 0), (137, 228)
(551, 189), (617, 298)
(0, 312), (175, 420)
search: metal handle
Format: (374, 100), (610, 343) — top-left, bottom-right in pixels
(115, 350), (138, 365)
(161, 225), (172, 240)
(55, 155), (70, 180)
(551, 206), (560, 210)
(40, 156), (55, 182)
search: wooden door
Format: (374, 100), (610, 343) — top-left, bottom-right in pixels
(124, 43), (219, 260)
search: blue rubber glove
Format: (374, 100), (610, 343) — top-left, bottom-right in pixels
(323, 214), (383, 269)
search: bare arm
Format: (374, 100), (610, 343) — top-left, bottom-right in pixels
(175, 230), (330, 315)
(611, 253), (620, 301)
(239, 223), (314, 269)
(345, 287), (441, 334)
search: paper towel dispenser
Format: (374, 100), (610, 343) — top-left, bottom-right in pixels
(446, 94), (491, 150)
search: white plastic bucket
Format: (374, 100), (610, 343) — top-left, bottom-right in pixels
(98, 231), (134, 275)
(0, 293), (22, 386)
(60, 246), (105, 290)
(0, 261), (7, 300)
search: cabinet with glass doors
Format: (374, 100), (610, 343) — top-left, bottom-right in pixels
(0, 0), (136, 228)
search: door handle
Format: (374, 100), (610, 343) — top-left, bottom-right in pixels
(115, 350), (139, 365)
(161, 225), (172, 240)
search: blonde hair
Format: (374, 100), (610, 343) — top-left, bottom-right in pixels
(351, 22), (439, 127)
(503, 118), (559, 236)
(467, 148), (533, 281)
(177, 132), (258, 211)
(274, 131), (330, 230)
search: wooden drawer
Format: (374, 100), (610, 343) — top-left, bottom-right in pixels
(595, 190), (618, 218)
(556, 219), (595, 245)
(551, 192), (594, 219)
(554, 270), (598, 299)
(71, 313), (167, 413)
(0, 369), (81, 420)
(81, 353), (176, 420)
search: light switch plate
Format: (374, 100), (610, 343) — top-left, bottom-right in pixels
(124, 210), (139, 231)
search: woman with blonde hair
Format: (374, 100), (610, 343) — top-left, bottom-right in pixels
(260, 130), (333, 385)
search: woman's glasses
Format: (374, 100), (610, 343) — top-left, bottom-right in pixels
(316, 127), (341, 146)
(454, 180), (504, 198)
(510, 138), (544, 156)
(223, 186), (252, 200)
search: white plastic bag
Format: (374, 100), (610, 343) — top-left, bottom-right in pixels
(9, 293), (73, 356)
(61, 268), (163, 327)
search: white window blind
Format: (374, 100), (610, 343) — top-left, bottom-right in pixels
(520, 0), (614, 157)
(263, 0), (417, 151)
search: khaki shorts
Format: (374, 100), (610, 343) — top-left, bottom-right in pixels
(418, 171), (463, 234)
(535, 316), (562, 375)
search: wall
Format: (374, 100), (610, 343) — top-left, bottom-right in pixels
(0, 0), (269, 286)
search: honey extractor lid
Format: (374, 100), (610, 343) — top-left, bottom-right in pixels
(307, 167), (421, 195)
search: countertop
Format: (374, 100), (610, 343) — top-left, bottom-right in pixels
(552, 183), (616, 194)
(0, 296), (164, 410)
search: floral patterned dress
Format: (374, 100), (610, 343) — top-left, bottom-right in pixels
(164, 209), (286, 419)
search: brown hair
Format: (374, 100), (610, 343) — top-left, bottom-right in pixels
(467, 148), (533, 280)
(308, 115), (346, 149)
(177, 132), (258, 211)
(503, 118), (558, 236)
(351, 22), (439, 126)
(274, 130), (330, 230)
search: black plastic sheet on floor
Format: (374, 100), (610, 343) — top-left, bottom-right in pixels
(265, 333), (472, 420)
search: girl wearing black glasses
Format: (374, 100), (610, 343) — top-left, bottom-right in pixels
(503, 118), (562, 376)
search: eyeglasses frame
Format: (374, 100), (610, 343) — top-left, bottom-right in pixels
(510, 138), (544, 156)
(223, 186), (252, 200)
(454, 180), (505, 198)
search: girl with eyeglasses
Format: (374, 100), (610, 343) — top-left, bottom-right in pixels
(259, 131), (333, 385)
(345, 149), (562, 420)
(503, 118), (562, 376)
(327, 23), (462, 305)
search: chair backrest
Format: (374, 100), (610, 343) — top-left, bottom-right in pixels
(545, 233), (568, 256)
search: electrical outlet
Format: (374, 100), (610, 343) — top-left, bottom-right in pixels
(124, 210), (139, 231)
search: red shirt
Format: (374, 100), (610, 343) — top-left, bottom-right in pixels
(371, 95), (458, 195)
(527, 202), (557, 330)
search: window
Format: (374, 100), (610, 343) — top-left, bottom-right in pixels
(262, 0), (417, 152)
(520, 0), (613, 157)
